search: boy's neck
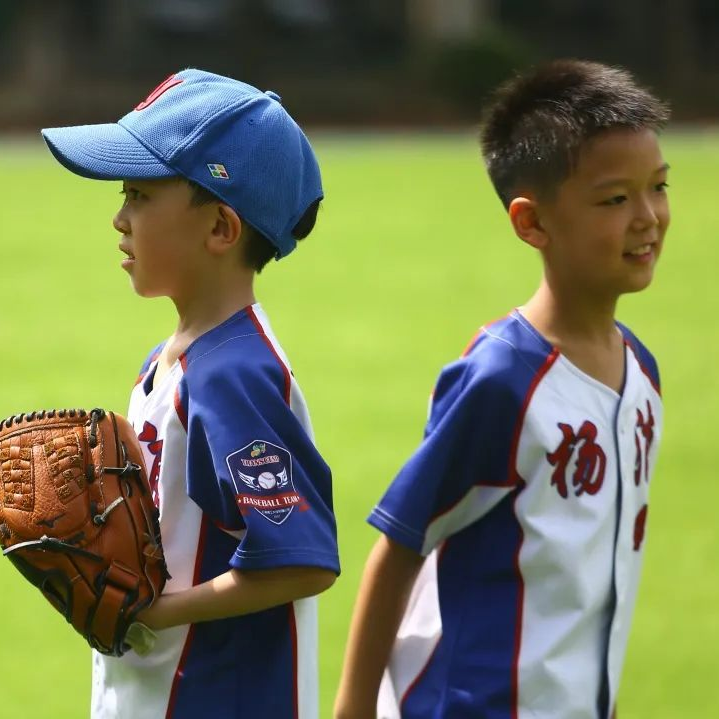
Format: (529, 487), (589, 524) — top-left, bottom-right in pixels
(520, 280), (626, 392)
(171, 267), (256, 349)
(520, 279), (619, 348)
(151, 271), (256, 388)
(173, 282), (255, 339)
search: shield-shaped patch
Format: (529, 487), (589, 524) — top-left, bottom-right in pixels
(226, 440), (306, 525)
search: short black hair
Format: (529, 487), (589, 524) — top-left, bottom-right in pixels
(479, 59), (670, 208)
(185, 179), (320, 272)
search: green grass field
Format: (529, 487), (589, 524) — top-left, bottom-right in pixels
(1, 131), (717, 717)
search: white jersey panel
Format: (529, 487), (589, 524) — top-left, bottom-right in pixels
(514, 357), (619, 718)
(92, 361), (201, 719)
(513, 348), (660, 718)
(380, 548), (442, 717)
(294, 596), (319, 719)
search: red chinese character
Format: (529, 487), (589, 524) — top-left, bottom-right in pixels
(634, 401), (655, 485)
(633, 504), (648, 551)
(547, 421), (606, 498)
(137, 421), (163, 508)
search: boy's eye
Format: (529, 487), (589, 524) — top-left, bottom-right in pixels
(654, 181), (669, 193)
(120, 187), (142, 201)
(600, 195), (627, 206)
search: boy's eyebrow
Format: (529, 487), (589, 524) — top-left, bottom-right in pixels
(591, 163), (671, 190)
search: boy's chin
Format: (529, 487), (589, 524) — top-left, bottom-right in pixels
(620, 271), (656, 295)
(129, 280), (163, 299)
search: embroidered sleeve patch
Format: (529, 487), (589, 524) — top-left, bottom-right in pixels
(226, 440), (308, 525)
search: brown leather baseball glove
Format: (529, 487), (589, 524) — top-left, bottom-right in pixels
(0, 407), (168, 656)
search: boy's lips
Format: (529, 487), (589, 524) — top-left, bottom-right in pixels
(119, 243), (135, 269)
(623, 241), (658, 264)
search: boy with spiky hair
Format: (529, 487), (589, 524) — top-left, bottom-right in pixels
(42, 69), (339, 718)
(335, 59), (669, 719)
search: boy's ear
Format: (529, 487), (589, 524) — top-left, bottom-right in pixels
(508, 196), (548, 250)
(207, 204), (242, 255)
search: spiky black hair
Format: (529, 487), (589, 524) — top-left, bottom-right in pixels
(480, 59), (670, 207)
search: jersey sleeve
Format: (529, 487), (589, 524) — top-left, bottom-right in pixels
(368, 355), (523, 556)
(180, 350), (339, 574)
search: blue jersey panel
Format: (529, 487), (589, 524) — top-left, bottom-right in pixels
(167, 520), (297, 718)
(402, 492), (523, 718)
(369, 313), (554, 554)
(180, 312), (339, 574)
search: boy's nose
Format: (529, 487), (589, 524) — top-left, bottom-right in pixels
(113, 209), (130, 235)
(632, 196), (660, 230)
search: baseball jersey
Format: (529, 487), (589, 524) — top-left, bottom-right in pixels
(370, 310), (661, 719)
(91, 303), (339, 719)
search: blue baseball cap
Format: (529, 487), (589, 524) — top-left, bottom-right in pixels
(41, 69), (323, 258)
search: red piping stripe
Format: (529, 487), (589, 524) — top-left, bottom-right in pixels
(173, 354), (189, 431)
(623, 339), (661, 396)
(247, 306), (292, 404)
(165, 514), (210, 718)
(173, 388), (187, 431)
(248, 306), (295, 712)
(400, 640), (441, 708)
(510, 483), (526, 719)
(508, 349), (559, 718)
(508, 349), (559, 484)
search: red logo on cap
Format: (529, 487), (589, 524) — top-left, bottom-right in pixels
(135, 74), (184, 111)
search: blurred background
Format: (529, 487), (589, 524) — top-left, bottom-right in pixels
(0, 0), (718, 129)
(1, 2), (718, 718)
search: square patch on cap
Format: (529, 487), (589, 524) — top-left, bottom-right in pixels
(207, 163), (229, 179)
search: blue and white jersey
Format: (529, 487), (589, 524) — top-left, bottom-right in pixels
(91, 303), (339, 719)
(371, 310), (661, 719)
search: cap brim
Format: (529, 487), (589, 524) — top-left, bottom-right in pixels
(41, 123), (175, 180)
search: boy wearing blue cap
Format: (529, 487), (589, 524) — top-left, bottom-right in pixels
(42, 69), (339, 719)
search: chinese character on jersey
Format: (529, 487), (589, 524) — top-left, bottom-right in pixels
(547, 420), (607, 498)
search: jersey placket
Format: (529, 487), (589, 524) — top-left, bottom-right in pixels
(603, 355), (652, 717)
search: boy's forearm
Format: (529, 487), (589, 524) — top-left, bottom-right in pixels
(138, 565), (336, 630)
(334, 535), (424, 719)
